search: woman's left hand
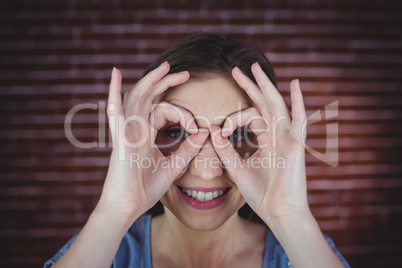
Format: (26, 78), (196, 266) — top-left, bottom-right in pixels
(210, 62), (310, 229)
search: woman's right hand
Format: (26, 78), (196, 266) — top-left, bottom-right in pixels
(52, 63), (208, 268)
(96, 62), (208, 223)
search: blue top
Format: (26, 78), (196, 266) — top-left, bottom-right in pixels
(44, 214), (350, 268)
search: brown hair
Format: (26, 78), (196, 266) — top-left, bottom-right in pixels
(144, 32), (277, 87)
(144, 32), (277, 224)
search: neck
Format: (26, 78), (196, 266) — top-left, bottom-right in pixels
(152, 209), (249, 268)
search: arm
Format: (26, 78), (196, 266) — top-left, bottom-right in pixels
(51, 65), (208, 267)
(268, 210), (346, 268)
(211, 63), (347, 267)
(51, 206), (138, 268)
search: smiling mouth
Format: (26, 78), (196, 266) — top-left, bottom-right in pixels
(177, 186), (231, 203)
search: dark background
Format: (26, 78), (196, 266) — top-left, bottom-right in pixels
(1, 0), (402, 267)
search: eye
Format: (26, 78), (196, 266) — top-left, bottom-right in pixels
(164, 127), (190, 140)
(229, 127), (247, 144)
(228, 127), (258, 159)
(155, 126), (191, 156)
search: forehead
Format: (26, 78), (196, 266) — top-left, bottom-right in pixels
(162, 76), (251, 127)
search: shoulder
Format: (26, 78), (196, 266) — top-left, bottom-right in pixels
(112, 214), (152, 267)
(43, 215), (153, 268)
(123, 214), (152, 244)
(263, 232), (351, 268)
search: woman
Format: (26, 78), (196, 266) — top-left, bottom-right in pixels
(44, 32), (350, 267)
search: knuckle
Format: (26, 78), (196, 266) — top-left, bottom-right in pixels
(246, 107), (259, 116)
(224, 116), (236, 127)
(137, 79), (152, 91)
(261, 106), (270, 116)
(134, 92), (147, 102)
(260, 82), (270, 90)
(123, 90), (129, 99)
(157, 101), (173, 109)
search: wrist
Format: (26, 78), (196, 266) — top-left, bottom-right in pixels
(264, 208), (317, 236)
(266, 209), (320, 247)
(264, 209), (345, 268)
(92, 202), (140, 234)
(52, 202), (139, 267)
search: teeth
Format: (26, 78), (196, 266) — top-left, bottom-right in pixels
(180, 187), (227, 202)
(197, 192), (205, 201)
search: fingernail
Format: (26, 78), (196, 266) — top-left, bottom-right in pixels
(112, 67), (116, 77)
(222, 129), (229, 137)
(296, 78), (300, 86)
(178, 70), (189, 75)
(234, 66), (241, 73)
(159, 61), (168, 67)
(189, 121), (198, 134)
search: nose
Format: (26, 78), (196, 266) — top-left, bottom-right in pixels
(189, 127), (223, 180)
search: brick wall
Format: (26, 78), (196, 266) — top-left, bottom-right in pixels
(1, 0), (402, 267)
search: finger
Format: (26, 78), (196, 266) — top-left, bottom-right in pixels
(133, 61), (171, 96)
(251, 63), (291, 131)
(221, 107), (270, 148)
(251, 63), (289, 115)
(168, 131), (209, 179)
(147, 71), (190, 101)
(232, 67), (267, 111)
(289, 79), (307, 142)
(122, 61), (170, 117)
(148, 102), (198, 141)
(107, 67), (123, 117)
(209, 125), (242, 183)
(142, 71), (190, 118)
(124, 71), (190, 119)
(107, 67), (123, 147)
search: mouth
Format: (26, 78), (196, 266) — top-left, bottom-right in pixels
(178, 186), (230, 202)
(176, 185), (231, 210)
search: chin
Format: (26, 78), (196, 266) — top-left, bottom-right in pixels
(173, 210), (235, 231)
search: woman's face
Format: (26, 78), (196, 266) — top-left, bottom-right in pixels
(158, 75), (254, 231)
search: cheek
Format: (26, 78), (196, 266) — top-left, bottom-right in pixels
(159, 185), (177, 206)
